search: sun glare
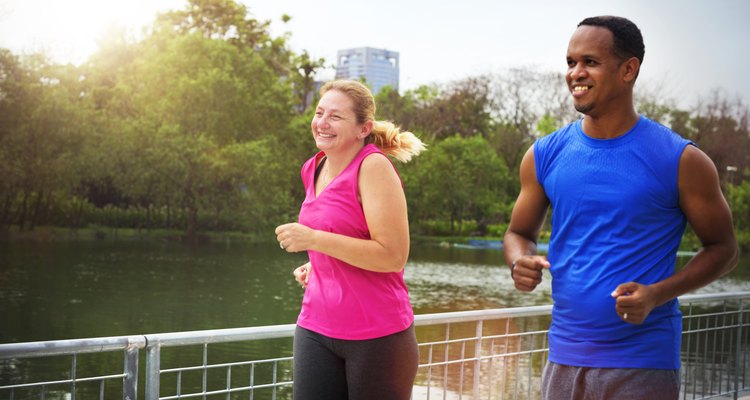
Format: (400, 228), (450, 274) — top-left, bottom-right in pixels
(1, 0), (182, 65)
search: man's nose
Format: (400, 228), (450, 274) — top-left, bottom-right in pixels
(569, 63), (587, 80)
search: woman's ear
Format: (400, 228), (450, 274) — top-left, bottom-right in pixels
(360, 120), (373, 139)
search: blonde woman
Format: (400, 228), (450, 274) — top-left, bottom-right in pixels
(275, 80), (425, 400)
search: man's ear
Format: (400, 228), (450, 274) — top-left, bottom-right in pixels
(622, 56), (640, 83)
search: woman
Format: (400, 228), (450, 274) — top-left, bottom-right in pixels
(275, 79), (425, 400)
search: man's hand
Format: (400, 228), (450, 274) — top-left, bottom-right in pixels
(511, 255), (551, 292)
(611, 282), (659, 324)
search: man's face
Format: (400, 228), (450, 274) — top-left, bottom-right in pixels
(565, 25), (630, 117)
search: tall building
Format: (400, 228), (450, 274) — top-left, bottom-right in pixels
(335, 47), (399, 95)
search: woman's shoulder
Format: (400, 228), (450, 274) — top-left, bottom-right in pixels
(359, 150), (402, 189)
(355, 144), (389, 172)
(361, 151), (392, 171)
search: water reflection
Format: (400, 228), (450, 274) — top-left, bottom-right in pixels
(407, 260), (552, 313)
(0, 241), (748, 400)
(0, 241), (748, 343)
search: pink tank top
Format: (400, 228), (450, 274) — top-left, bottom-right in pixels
(296, 144), (414, 340)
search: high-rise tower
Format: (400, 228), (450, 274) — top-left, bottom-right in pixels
(335, 47), (399, 95)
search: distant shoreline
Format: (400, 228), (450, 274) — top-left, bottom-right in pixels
(0, 226), (732, 253)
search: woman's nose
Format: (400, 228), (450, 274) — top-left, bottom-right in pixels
(315, 115), (330, 128)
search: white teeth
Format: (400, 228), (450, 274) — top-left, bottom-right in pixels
(573, 86), (590, 92)
(318, 133), (334, 138)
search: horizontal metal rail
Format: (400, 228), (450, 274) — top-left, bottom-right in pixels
(1, 292), (748, 400)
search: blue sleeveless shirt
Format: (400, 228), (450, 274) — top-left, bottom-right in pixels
(534, 116), (692, 369)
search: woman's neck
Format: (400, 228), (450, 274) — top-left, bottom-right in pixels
(322, 142), (366, 177)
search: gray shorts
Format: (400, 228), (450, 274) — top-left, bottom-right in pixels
(542, 361), (680, 400)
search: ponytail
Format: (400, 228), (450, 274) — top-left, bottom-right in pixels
(367, 121), (426, 163)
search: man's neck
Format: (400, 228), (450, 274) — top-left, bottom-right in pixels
(581, 108), (640, 139)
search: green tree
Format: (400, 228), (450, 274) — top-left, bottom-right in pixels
(415, 77), (494, 141)
(489, 67), (575, 137)
(153, 0), (290, 70)
(536, 113), (560, 136)
(727, 180), (750, 250)
(221, 138), (297, 231)
(410, 136), (508, 235)
(634, 81), (677, 124)
(374, 85), (417, 126)
(89, 0), (298, 241)
(291, 50), (327, 114)
(687, 90), (749, 186)
(0, 53), (95, 230)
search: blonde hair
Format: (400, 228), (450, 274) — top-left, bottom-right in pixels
(319, 80), (426, 163)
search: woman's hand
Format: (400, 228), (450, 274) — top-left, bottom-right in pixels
(275, 223), (316, 253)
(294, 262), (312, 289)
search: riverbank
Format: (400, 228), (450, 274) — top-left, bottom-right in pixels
(0, 225), (273, 244)
(1, 226), (503, 246)
(412, 234), (707, 254)
(1, 225), (744, 252)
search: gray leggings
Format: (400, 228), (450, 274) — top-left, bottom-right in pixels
(542, 361), (680, 400)
(293, 324), (419, 400)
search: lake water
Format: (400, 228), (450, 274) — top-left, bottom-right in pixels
(1, 240), (748, 399)
(0, 241), (750, 343)
(2, 240), (748, 343)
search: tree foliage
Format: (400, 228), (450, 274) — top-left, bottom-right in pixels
(406, 136), (509, 235)
(0, 1), (748, 247)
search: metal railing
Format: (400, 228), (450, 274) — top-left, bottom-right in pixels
(1, 292), (748, 400)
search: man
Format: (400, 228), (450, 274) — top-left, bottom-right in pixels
(503, 16), (738, 399)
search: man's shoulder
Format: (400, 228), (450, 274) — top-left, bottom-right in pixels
(638, 116), (690, 142)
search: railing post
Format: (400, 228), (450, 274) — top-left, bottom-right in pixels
(124, 336), (147, 400)
(473, 320), (483, 399)
(123, 344), (139, 400)
(71, 354), (77, 400)
(146, 342), (161, 400)
(734, 300), (744, 400)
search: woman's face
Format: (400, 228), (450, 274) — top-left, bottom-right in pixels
(311, 90), (368, 152)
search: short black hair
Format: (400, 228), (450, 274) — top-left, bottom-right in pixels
(578, 16), (645, 65)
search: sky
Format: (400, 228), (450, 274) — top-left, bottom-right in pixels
(1, 0), (749, 108)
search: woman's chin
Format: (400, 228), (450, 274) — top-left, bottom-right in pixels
(315, 139), (337, 151)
